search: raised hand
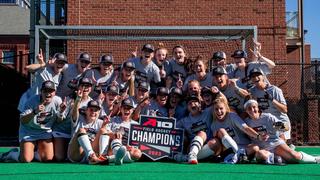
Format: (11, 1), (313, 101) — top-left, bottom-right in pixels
(131, 46), (138, 58)
(37, 48), (45, 64)
(60, 97), (67, 113)
(176, 74), (183, 89)
(159, 65), (166, 78)
(35, 101), (45, 114)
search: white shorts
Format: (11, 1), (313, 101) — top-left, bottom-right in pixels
(263, 139), (286, 153)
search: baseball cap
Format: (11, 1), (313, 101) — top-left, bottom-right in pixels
(87, 100), (101, 110)
(211, 51), (226, 61)
(122, 61), (136, 70)
(249, 68), (264, 78)
(137, 81), (150, 91)
(156, 87), (169, 96)
(99, 54), (113, 64)
(201, 86), (213, 96)
(104, 85), (119, 94)
(170, 87), (183, 97)
(78, 78), (93, 86)
(212, 66), (228, 76)
(121, 98), (135, 108)
(41, 80), (56, 91)
(231, 50), (247, 59)
(142, 44), (155, 52)
(186, 95), (201, 103)
(78, 52), (91, 62)
(53, 53), (67, 63)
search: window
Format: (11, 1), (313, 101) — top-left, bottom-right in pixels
(2, 51), (15, 64)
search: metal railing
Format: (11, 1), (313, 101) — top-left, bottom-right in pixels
(286, 11), (299, 38)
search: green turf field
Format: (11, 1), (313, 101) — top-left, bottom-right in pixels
(0, 147), (319, 180)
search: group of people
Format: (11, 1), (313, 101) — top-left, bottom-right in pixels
(0, 40), (319, 166)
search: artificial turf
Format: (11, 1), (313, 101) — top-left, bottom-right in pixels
(0, 147), (319, 180)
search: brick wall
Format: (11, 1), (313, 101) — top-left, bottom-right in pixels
(66, 0), (287, 89)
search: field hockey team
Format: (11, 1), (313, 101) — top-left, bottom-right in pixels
(1, 41), (319, 165)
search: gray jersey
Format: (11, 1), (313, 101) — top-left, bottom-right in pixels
(56, 64), (87, 98)
(211, 112), (251, 146)
(84, 68), (114, 98)
(168, 59), (187, 78)
(230, 61), (271, 89)
(19, 95), (62, 139)
(249, 85), (290, 123)
(52, 97), (92, 134)
(107, 116), (138, 145)
(72, 115), (103, 141)
(244, 113), (281, 149)
(177, 108), (213, 141)
(141, 100), (168, 117)
(129, 57), (161, 84)
(183, 73), (213, 91)
(220, 83), (245, 113)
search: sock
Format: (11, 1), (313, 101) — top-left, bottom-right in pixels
(299, 151), (316, 163)
(265, 152), (274, 164)
(99, 134), (110, 155)
(123, 152), (134, 163)
(189, 136), (204, 156)
(77, 134), (94, 157)
(221, 135), (238, 153)
(34, 151), (40, 162)
(197, 144), (215, 160)
(111, 139), (122, 155)
(107, 155), (115, 163)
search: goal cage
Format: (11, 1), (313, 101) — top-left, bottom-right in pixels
(34, 25), (257, 68)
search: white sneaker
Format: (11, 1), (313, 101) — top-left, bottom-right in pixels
(265, 153), (275, 165)
(224, 153), (238, 164)
(187, 153), (198, 164)
(173, 153), (188, 163)
(315, 156), (320, 164)
(115, 146), (127, 165)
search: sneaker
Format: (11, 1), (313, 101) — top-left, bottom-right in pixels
(115, 146), (127, 165)
(173, 153), (188, 163)
(274, 155), (286, 166)
(187, 153), (198, 164)
(88, 153), (108, 165)
(0, 148), (19, 162)
(315, 156), (320, 164)
(237, 149), (249, 164)
(265, 153), (274, 165)
(224, 153), (238, 164)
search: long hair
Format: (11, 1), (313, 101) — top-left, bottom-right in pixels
(212, 96), (231, 121)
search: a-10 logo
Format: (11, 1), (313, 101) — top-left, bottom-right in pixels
(142, 118), (173, 129)
(129, 115), (184, 161)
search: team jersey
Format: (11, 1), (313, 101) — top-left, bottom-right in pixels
(177, 108), (213, 141)
(56, 64), (88, 98)
(244, 113), (282, 149)
(141, 99), (168, 117)
(183, 73), (213, 91)
(19, 95), (62, 138)
(52, 97), (92, 135)
(168, 59), (187, 78)
(211, 112), (251, 146)
(249, 85), (290, 123)
(84, 68), (114, 98)
(219, 83), (245, 114)
(107, 116), (139, 145)
(229, 61), (271, 89)
(18, 66), (62, 112)
(129, 57), (161, 84)
(72, 115), (104, 141)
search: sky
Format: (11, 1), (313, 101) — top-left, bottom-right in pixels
(286, 0), (320, 59)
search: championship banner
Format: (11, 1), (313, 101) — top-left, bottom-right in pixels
(129, 115), (184, 161)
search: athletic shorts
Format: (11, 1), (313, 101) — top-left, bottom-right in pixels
(52, 131), (71, 139)
(19, 131), (52, 142)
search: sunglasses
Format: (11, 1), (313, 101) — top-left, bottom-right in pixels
(138, 88), (148, 93)
(101, 62), (112, 66)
